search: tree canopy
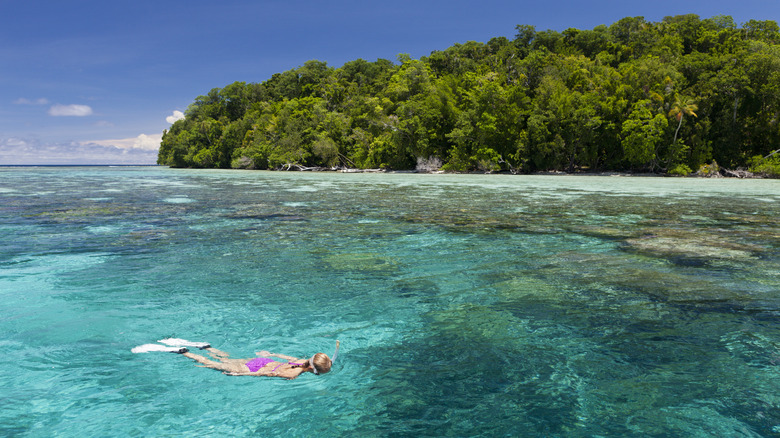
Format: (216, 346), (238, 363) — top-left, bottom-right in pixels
(158, 15), (780, 175)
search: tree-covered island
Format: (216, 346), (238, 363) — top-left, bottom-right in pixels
(158, 15), (780, 176)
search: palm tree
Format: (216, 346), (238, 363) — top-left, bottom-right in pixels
(669, 94), (698, 145)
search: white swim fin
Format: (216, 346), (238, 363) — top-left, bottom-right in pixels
(157, 338), (211, 349)
(132, 343), (187, 354)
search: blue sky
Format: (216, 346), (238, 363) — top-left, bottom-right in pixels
(1, 0), (778, 164)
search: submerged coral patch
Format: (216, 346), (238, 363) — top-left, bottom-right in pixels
(625, 235), (759, 261)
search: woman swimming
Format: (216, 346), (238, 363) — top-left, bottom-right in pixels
(132, 338), (339, 379)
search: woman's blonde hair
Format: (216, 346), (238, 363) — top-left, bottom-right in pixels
(310, 352), (332, 374)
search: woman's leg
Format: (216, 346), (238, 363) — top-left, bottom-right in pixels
(181, 352), (246, 373)
(202, 348), (248, 366)
(203, 347), (231, 359)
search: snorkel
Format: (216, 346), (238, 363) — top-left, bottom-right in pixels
(310, 340), (340, 375)
(332, 340), (340, 362)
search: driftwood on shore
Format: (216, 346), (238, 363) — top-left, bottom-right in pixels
(279, 163), (333, 172)
(339, 168), (386, 173)
(279, 163), (387, 173)
(720, 168), (756, 178)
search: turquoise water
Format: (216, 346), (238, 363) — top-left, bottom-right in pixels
(1, 167), (778, 437)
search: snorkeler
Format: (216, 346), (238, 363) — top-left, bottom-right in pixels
(132, 338), (339, 379)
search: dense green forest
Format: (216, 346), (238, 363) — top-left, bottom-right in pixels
(158, 15), (780, 175)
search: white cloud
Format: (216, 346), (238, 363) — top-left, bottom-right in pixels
(87, 133), (162, 151)
(14, 97), (49, 105)
(0, 136), (158, 165)
(1, 137), (30, 148)
(166, 110), (185, 124)
(49, 104), (93, 117)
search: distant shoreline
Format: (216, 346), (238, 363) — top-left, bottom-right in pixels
(0, 164), (769, 178)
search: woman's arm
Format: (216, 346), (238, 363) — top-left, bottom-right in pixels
(224, 369), (301, 379)
(224, 371), (274, 377)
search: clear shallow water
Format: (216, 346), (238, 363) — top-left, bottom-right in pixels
(0, 167), (778, 437)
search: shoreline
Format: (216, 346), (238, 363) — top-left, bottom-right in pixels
(1, 164), (771, 178)
(285, 166), (770, 179)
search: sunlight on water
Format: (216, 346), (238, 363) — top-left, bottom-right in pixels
(0, 167), (778, 436)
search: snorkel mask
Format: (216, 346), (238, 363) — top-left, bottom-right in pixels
(310, 340), (340, 375)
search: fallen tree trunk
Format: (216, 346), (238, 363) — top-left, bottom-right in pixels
(721, 168), (756, 178)
(280, 163), (332, 171)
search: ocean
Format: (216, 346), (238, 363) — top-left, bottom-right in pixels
(1, 166), (778, 436)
